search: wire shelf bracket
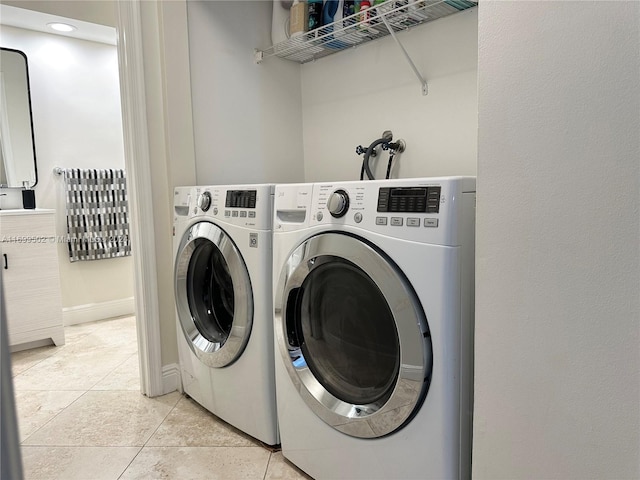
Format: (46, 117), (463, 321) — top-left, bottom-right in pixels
(380, 14), (428, 96)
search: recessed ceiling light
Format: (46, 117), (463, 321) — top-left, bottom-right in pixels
(47, 22), (77, 33)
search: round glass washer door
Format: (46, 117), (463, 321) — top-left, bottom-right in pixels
(274, 232), (432, 438)
(175, 221), (253, 368)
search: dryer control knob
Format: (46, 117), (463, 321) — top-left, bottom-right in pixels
(327, 189), (349, 218)
(197, 191), (212, 212)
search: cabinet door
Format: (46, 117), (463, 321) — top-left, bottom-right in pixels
(1, 240), (63, 341)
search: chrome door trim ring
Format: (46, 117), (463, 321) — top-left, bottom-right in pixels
(175, 221), (253, 368)
(274, 232), (432, 438)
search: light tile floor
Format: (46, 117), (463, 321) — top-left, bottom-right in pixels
(11, 316), (311, 480)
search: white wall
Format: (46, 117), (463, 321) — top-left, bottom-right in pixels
(0, 25), (134, 312)
(302, 9), (478, 182)
(474, 2), (640, 478)
(187, 1), (305, 186)
(186, 2), (476, 184)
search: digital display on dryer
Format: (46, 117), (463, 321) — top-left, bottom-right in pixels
(225, 190), (257, 209)
(377, 186), (441, 213)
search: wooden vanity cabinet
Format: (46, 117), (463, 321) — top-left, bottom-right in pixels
(0, 209), (65, 348)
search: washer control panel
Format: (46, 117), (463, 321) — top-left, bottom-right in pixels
(308, 178), (477, 245)
(377, 186), (441, 214)
(316, 184), (365, 224)
(184, 185), (274, 230)
(275, 177), (475, 246)
(225, 189), (257, 209)
(314, 182), (441, 232)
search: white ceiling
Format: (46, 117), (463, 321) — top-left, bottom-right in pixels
(0, 4), (116, 45)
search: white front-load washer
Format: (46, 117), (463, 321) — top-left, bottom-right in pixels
(173, 184), (278, 445)
(272, 177), (476, 479)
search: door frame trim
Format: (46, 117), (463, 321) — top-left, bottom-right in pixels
(116, 0), (163, 397)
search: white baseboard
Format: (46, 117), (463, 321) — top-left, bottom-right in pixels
(63, 297), (136, 326)
(162, 363), (182, 395)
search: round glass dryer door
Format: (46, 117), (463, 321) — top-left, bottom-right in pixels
(175, 221), (253, 368)
(274, 232), (433, 438)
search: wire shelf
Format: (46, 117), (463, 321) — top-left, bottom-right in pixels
(258, 0), (477, 64)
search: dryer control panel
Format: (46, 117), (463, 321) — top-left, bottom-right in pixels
(310, 177), (475, 247)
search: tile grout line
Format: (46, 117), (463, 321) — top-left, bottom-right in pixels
(263, 451), (273, 480)
(138, 392), (183, 447)
(73, 317), (139, 391)
(116, 445), (145, 480)
(14, 328), (86, 445)
(16, 319), (139, 444)
(18, 390), (92, 445)
(116, 393), (184, 479)
(11, 348), (57, 378)
(14, 316), (294, 479)
(81, 327), (140, 390)
(89, 351), (140, 392)
(14, 317), (150, 479)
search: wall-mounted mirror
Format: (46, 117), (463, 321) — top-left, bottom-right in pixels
(0, 47), (37, 188)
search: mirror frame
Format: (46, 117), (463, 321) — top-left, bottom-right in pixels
(0, 47), (38, 188)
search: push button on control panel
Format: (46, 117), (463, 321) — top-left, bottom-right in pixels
(426, 187), (441, 213)
(407, 218), (420, 227)
(424, 218), (439, 227)
(248, 211), (256, 218)
(232, 211), (239, 218)
(240, 211), (247, 218)
(375, 217), (388, 226)
(390, 217), (403, 226)
(354, 212), (363, 223)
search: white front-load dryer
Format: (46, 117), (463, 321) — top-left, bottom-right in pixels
(272, 177), (476, 479)
(173, 184), (278, 445)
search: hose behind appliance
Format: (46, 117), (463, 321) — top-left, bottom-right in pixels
(362, 131), (393, 180)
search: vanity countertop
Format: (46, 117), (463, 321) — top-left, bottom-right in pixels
(0, 208), (55, 216)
